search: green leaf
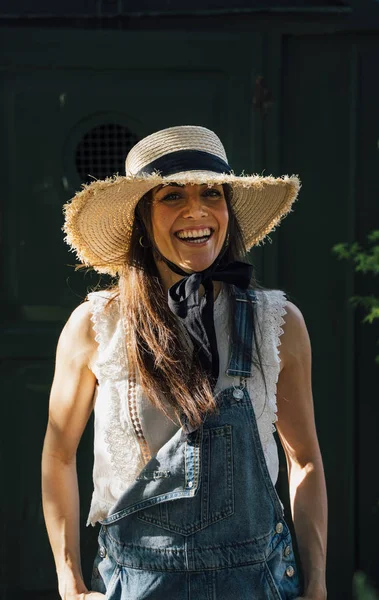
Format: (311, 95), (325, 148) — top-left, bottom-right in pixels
(353, 572), (379, 600)
(367, 230), (379, 243)
(333, 230), (379, 365)
(332, 242), (351, 260)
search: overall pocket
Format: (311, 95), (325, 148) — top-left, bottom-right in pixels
(137, 424), (234, 535)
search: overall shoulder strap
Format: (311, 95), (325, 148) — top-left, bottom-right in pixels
(226, 286), (256, 378)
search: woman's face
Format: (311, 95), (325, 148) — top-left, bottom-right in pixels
(150, 183), (229, 273)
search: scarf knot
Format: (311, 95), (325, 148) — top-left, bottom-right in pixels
(167, 259), (253, 387)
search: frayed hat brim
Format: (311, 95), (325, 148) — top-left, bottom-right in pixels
(63, 171), (301, 276)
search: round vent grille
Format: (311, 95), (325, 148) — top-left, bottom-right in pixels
(75, 123), (139, 183)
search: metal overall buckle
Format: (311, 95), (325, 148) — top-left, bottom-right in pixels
(232, 376), (246, 400)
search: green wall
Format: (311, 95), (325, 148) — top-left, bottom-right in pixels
(0, 22), (378, 599)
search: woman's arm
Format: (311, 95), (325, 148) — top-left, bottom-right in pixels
(276, 302), (328, 600)
(41, 302), (102, 600)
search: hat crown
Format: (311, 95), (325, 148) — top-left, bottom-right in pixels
(125, 125), (228, 176)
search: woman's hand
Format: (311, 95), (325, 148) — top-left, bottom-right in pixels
(59, 579), (106, 600)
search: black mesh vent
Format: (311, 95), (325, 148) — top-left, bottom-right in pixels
(75, 123), (139, 183)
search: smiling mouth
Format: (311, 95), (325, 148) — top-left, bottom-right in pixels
(175, 227), (214, 244)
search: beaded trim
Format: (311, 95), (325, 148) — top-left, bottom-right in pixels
(123, 319), (151, 465)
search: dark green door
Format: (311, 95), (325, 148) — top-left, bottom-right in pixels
(0, 26), (265, 599)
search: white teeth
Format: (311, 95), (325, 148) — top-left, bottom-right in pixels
(177, 228), (212, 239)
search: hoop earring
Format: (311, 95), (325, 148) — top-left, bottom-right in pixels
(139, 235), (149, 248)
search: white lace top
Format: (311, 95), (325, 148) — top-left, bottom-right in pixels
(86, 287), (287, 526)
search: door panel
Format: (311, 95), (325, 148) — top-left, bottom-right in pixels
(281, 35), (357, 599)
(0, 27), (263, 597)
(2, 68), (229, 315)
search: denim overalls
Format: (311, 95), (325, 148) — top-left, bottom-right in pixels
(91, 288), (302, 599)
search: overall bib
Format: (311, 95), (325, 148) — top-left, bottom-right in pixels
(91, 288), (302, 599)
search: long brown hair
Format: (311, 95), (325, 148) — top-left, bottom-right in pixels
(115, 185), (256, 429)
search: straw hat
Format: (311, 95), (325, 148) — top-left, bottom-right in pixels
(63, 125), (300, 276)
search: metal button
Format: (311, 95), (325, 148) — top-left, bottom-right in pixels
(188, 481), (193, 488)
(286, 566), (295, 578)
(99, 546), (107, 558)
(233, 388), (244, 400)
(284, 545), (291, 557)
(275, 522), (283, 534)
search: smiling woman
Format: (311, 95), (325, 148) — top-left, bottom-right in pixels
(150, 183), (229, 274)
(122, 179), (249, 428)
(42, 125), (327, 600)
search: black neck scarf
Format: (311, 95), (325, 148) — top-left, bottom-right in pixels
(163, 253), (253, 388)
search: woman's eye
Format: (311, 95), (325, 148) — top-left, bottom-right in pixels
(203, 189), (222, 198)
(159, 188), (222, 202)
(161, 192), (182, 201)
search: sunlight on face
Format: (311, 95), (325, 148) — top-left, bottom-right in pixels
(150, 183), (229, 274)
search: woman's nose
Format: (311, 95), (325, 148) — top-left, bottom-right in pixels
(183, 195), (208, 218)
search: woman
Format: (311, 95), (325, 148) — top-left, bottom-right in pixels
(42, 125), (327, 600)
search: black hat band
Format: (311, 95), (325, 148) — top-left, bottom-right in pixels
(135, 149), (232, 178)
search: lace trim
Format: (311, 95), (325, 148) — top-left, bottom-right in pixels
(250, 290), (287, 451)
(123, 318), (151, 465)
(270, 289), (288, 418)
(88, 292), (146, 485)
(103, 382), (145, 485)
(88, 291), (124, 380)
(86, 493), (114, 527)
(88, 291), (117, 346)
(272, 290), (287, 360)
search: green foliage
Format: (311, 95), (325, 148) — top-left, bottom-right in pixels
(354, 572), (379, 600)
(333, 230), (379, 276)
(332, 230), (379, 364)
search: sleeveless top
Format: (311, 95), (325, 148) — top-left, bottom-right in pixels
(86, 286), (287, 527)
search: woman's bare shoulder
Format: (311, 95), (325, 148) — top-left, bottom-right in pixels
(57, 301), (97, 366)
(283, 300), (305, 325)
(280, 301), (311, 369)
(65, 300), (94, 335)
